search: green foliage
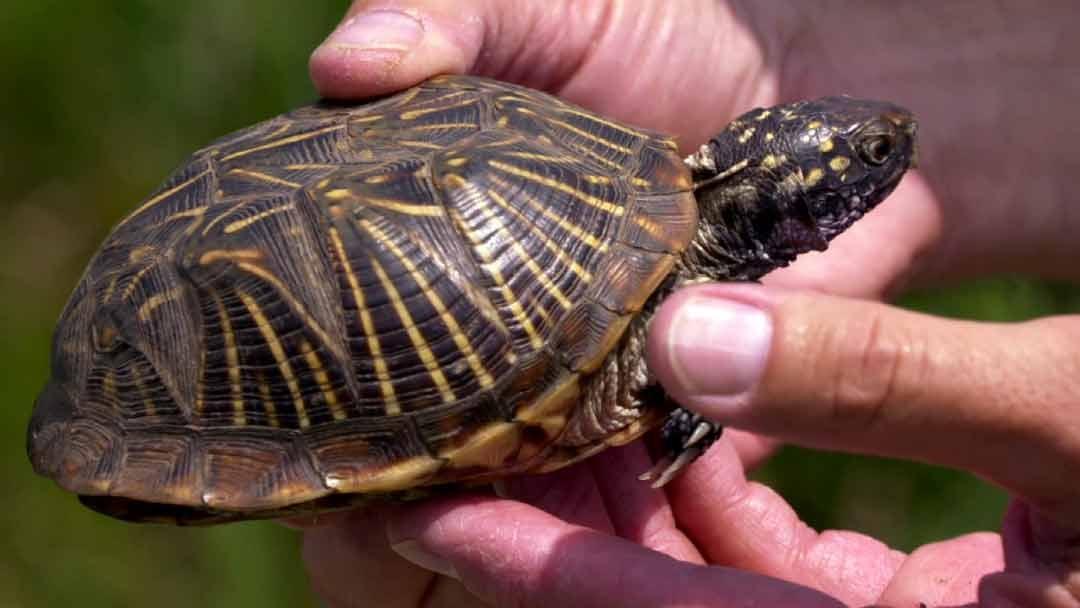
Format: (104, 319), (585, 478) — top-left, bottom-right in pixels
(1, 3), (1072, 606)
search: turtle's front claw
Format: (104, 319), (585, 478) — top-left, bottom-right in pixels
(638, 408), (722, 488)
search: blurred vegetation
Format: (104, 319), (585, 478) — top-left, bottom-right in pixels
(1, 2), (1072, 607)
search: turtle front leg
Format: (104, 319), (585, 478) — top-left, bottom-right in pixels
(639, 407), (723, 488)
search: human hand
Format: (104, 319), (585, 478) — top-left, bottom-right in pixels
(300, 1), (1080, 606)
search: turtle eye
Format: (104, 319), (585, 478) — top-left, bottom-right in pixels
(859, 135), (894, 165)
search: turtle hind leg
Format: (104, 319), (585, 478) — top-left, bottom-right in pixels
(639, 407), (723, 488)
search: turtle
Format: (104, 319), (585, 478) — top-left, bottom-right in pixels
(27, 75), (917, 524)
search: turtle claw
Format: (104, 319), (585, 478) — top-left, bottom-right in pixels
(639, 408), (722, 488)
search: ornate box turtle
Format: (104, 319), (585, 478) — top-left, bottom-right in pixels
(28, 75), (918, 524)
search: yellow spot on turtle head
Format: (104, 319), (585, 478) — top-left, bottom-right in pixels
(364, 174), (391, 184)
(765, 132), (775, 142)
(807, 120), (823, 130)
(819, 138), (834, 153)
(805, 167), (825, 186)
(446, 157), (469, 167)
(829, 156), (851, 172)
(755, 110), (772, 121)
(738, 128), (756, 144)
(762, 154), (786, 170)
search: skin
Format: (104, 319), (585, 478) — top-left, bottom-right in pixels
(297, 1), (1080, 606)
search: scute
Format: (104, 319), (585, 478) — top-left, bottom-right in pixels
(31, 75), (699, 522)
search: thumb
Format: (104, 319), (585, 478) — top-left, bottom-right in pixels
(308, 0), (612, 99)
(647, 283), (1080, 526)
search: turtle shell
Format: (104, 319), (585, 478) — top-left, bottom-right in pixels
(28, 75), (698, 523)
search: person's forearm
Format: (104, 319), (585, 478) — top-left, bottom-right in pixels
(761, 1), (1080, 283)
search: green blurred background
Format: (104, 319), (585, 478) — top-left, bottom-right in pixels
(2, 2), (1074, 607)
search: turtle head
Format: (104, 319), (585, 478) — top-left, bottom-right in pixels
(681, 96), (918, 281)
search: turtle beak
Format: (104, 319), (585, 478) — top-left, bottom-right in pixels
(883, 109), (920, 169)
(902, 120), (919, 169)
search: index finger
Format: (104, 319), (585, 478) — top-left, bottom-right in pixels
(387, 494), (846, 608)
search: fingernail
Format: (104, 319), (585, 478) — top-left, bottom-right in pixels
(391, 539), (459, 579)
(318, 10), (424, 55)
(666, 296), (772, 397)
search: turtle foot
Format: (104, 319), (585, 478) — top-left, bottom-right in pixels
(638, 408), (722, 488)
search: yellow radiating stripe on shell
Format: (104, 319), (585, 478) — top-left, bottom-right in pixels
(232, 260), (345, 364)
(199, 199), (261, 237)
(366, 251), (456, 404)
(198, 248), (262, 265)
(327, 226), (400, 415)
(487, 160), (625, 216)
(101, 276), (119, 304)
(403, 122), (478, 131)
(213, 293), (246, 427)
(256, 371), (280, 428)
(136, 286), (184, 321)
(348, 114), (385, 124)
(399, 97), (478, 120)
(226, 168), (302, 189)
(223, 203), (296, 234)
(300, 339), (347, 421)
(129, 364), (157, 417)
(324, 189), (446, 216)
(545, 116), (635, 155)
(460, 188), (574, 311)
(484, 188), (593, 282)
(127, 245), (155, 264)
(557, 138), (624, 170)
(199, 248), (350, 419)
(501, 96), (647, 139)
(361, 219), (496, 390)
(503, 151), (574, 164)
(487, 174), (609, 252)
(446, 206), (545, 351)
(141, 206), (207, 236)
(220, 124), (345, 162)
(120, 263), (156, 301)
(114, 169), (211, 229)
(283, 163), (341, 170)
(554, 106), (648, 139)
(238, 290), (310, 429)
(397, 140), (444, 150)
(103, 370), (117, 411)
